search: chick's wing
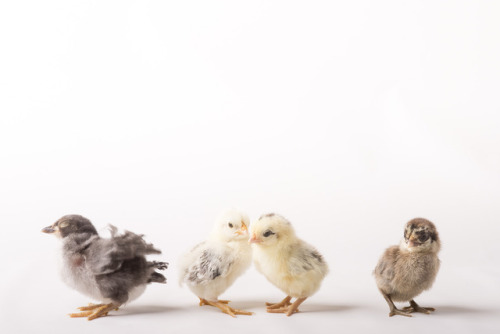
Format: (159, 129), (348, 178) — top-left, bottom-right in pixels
(374, 246), (398, 284)
(184, 244), (233, 285)
(288, 242), (325, 276)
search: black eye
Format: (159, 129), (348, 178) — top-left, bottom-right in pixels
(228, 223), (233, 228)
(263, 230), (274, 238)
(419, 234), (429, 242)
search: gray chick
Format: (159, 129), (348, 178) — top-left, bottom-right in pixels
(374, 218), (441, 317)
(42, 214), (168, 320)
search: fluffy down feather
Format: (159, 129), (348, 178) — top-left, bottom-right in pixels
(250, 213), (328, 316)
(43, 215), (168, 320)
(373, 218), (441, 317)
(178, 209), (252, 316)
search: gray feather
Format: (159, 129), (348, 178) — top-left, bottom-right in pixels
(185, 244), (233, 285)
(289, 243), (325, 275)
(60, 221), (167, 305)
(86, 225), (161, 275)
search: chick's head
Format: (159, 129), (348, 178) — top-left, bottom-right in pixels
(42, 215), (98, 239)
(210, 209), (250, 242)
(249, 213), (296, 247)
(401, 218), (440, 253)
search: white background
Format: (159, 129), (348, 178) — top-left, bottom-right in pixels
(1, 1), (499, 333)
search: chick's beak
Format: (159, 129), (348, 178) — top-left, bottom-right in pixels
(407, 234), (420, 247)
(235, 222), (248, 236)
(249, 233), (261, 244)
(42, 225), (55, 234)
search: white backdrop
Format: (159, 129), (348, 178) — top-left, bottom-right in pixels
(1, 1), (499, 333)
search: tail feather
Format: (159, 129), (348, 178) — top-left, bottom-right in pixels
(148, 272), (167, 284)
(149, 261), (169, 270)
(147, 261), (168, 284)
(108, 224), (162, 258)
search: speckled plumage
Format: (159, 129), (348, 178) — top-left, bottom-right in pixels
(180, 240), (251, 301)
(43, 215), (168, 320)
(178, 209), (252, 317)
(374, 218), (441, 317)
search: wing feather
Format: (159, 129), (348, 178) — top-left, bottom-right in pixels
(86, 225), (161, 275)
(183, 244), (233, 285)
(288, 242), (326, 276)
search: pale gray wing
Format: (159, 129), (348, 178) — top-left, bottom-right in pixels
(86, 225), (161, 275)
(373, 246), (397, 283)
(184, 245), (233, 285)
(288, 243), (326, 276)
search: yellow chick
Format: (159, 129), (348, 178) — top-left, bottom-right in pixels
(249, 213), (328, 316)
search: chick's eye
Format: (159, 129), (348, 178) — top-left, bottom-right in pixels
(228, 223), (233, 228)
(419, 234), (429, 242)
(263, 230), (274, 238)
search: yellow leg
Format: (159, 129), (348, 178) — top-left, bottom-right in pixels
(69, 303), (119, 320)
(199, 298), (253, 318)
(286, 297), (306, 316)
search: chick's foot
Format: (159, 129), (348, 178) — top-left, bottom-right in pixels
(402, 300), (435, 314)
(381, 293), (413, 317)
(199, 298), (252, 317)
(199, 298), (230, 306)
(267, 297), (306, 316)
(389, 308), (412, 317)
(69, 303), (119, 320)
(266, 296), (292, 309)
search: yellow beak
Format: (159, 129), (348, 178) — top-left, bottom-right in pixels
(235, 222), (248, 236)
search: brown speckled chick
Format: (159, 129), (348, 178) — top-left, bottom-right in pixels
(374, 218), (441, 317)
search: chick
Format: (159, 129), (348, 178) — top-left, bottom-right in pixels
(178, 209), (253, 317)
(42, 215), (168, 320)
(374, 218), (441, 317)
(249, 213), (328, 316)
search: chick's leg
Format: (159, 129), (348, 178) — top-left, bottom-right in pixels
(199, 298), (252, 318)
(381, 293), (412, 317)
(286, 297), (306, 316)
(266, 296), (292, 309)
(402, 300), (435, 314)
(69, 303), (119, 320)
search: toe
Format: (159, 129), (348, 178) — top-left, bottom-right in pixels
(69, 311), (92, 318)
(267, 307), (288, 313)
(389, 310), (412, 317)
